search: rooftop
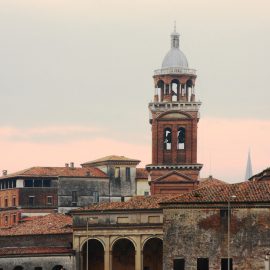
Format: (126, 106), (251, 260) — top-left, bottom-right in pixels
(136, 168), (148, 179)
(198, 176), (228, 188)
(82, 155), (140, 166)
(0, 247), (74, 256)
(0, 166), (107, 179)
(0, 213), (72, 236)
(163, 181), (270, 205)
(73, 194), (177, 212)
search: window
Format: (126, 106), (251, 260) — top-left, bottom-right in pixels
(72, 191), (78, 205)
(34, 179), (42, 187)
(34, 267), (42, 270)
(221, 258), (233, 270)
(12, 196), (16, 207)
(29, 196), (35, 206)
(47, 196), (53, 205)
(114, 167), (120, 179)
(13, 214), (16, 223)
(164, 128), (172, 150)
(93, 191), (99, 203)
(177, 127), (185, 149)
(43, 179), (51, 187)
(144, 191), (149, 196)
(220, 209), (230, 228)
(174, 258), (185, 270)
(4, 215), (8, 225)
(25, 179), (33, 187)
(126, 167), (131, 181)
(197, 258), (209, 270)
(4, 198), (8, 207)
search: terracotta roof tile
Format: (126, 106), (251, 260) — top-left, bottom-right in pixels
(0, 213), (72, 236)
(163, 181), (270, 204)
(74, 195), (178, 212)
(82, 155), (140, 165)
(0, 166), (107, 179)
(136, 168), (148, 179)
(198, 176), (228, 188)
(0, 247), (74, 256)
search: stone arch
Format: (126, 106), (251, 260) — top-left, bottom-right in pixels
(112, 238), (136, 270)
(142, 235), (163, 249)
(143, 237), (163, 270)
(111, 236), (137, 250)
(157, 111), (192, 120)
(81, 238), (104, 270)
(80, 237), (105, 251)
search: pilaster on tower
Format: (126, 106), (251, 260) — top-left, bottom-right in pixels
(146, 28), (203, 195)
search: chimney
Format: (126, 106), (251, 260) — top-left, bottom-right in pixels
(65, 163), (69, 168)
(2, 170), (7, 176)
(70, 162), (74, 169)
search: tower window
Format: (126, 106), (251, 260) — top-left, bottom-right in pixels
(164, 128), (172, 150)
(114, 167), (120, 179)
(126, 167), (131, 181)
(177, 127), (185, 150)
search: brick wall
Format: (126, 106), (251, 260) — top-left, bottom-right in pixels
(163, 206), (270, 270)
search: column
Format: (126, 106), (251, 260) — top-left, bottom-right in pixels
(135, 247), (142, 270)
(104, 237), (110, 270)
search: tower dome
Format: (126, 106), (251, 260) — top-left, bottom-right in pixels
(161, 29), (188, 69)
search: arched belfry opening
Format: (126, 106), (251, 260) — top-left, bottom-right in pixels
(143, 238), (163, 270)
(112, 238), (135, 270)
(82, 239), (104, 270)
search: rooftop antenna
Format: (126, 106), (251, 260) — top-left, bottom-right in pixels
(245, 149), (253, 181)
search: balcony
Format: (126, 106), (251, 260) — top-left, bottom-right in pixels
(154, 67), (196, 76)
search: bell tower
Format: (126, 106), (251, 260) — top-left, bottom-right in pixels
(146, 28), (203, 195)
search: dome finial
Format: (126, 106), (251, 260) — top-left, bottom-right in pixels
(171, 22), (180, 49)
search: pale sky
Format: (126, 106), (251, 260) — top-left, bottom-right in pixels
(0, 0), (269, 182)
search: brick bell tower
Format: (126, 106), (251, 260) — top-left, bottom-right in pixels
(146, 27), (203, 195)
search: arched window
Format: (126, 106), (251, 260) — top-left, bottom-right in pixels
(171, 79), (180, 102)
(164, 128), (172, 150)
(177, 128), (185, 150)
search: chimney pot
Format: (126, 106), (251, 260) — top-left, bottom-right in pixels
(70, 162), (74, 169)
(2, 170), (7, 176)
(65, 163), (69, 168)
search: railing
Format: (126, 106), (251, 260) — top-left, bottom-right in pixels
(154, 67), (196, 76)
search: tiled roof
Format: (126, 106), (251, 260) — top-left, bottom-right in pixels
(250, 167), (270, 181)
(82, 155), (140, 165)
(0, 166), (107, 179)
(74, 195), (177, 212)
(136, 168), (148, 179)
(163, 181), (270, 204)
(0, 247), (74, 256)
(0, 213), (72, 236)
(198, 176), (228, 188)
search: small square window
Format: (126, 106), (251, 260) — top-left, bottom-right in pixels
(29, 196), (35, 206)
(12, 196), (16, 207)
(126, 167), (131, 181)
(47, 196), (53, 205)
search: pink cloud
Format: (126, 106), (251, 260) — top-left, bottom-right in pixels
(0, 118), (269, 183)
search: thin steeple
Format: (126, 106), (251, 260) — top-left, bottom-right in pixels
(245, 150), (253, 181)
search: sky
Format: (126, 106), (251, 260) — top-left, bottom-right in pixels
(0, 0), (269, 182)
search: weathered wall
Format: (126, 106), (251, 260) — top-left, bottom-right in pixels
(163, 207), (270, 270)
(107, 165), (136, 198)
(0, 255), (75, 270)
(58, 177), (109, 209)
(0, 234), (72, 248)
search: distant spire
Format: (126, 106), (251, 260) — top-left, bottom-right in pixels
(245, 150), (253, 181)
